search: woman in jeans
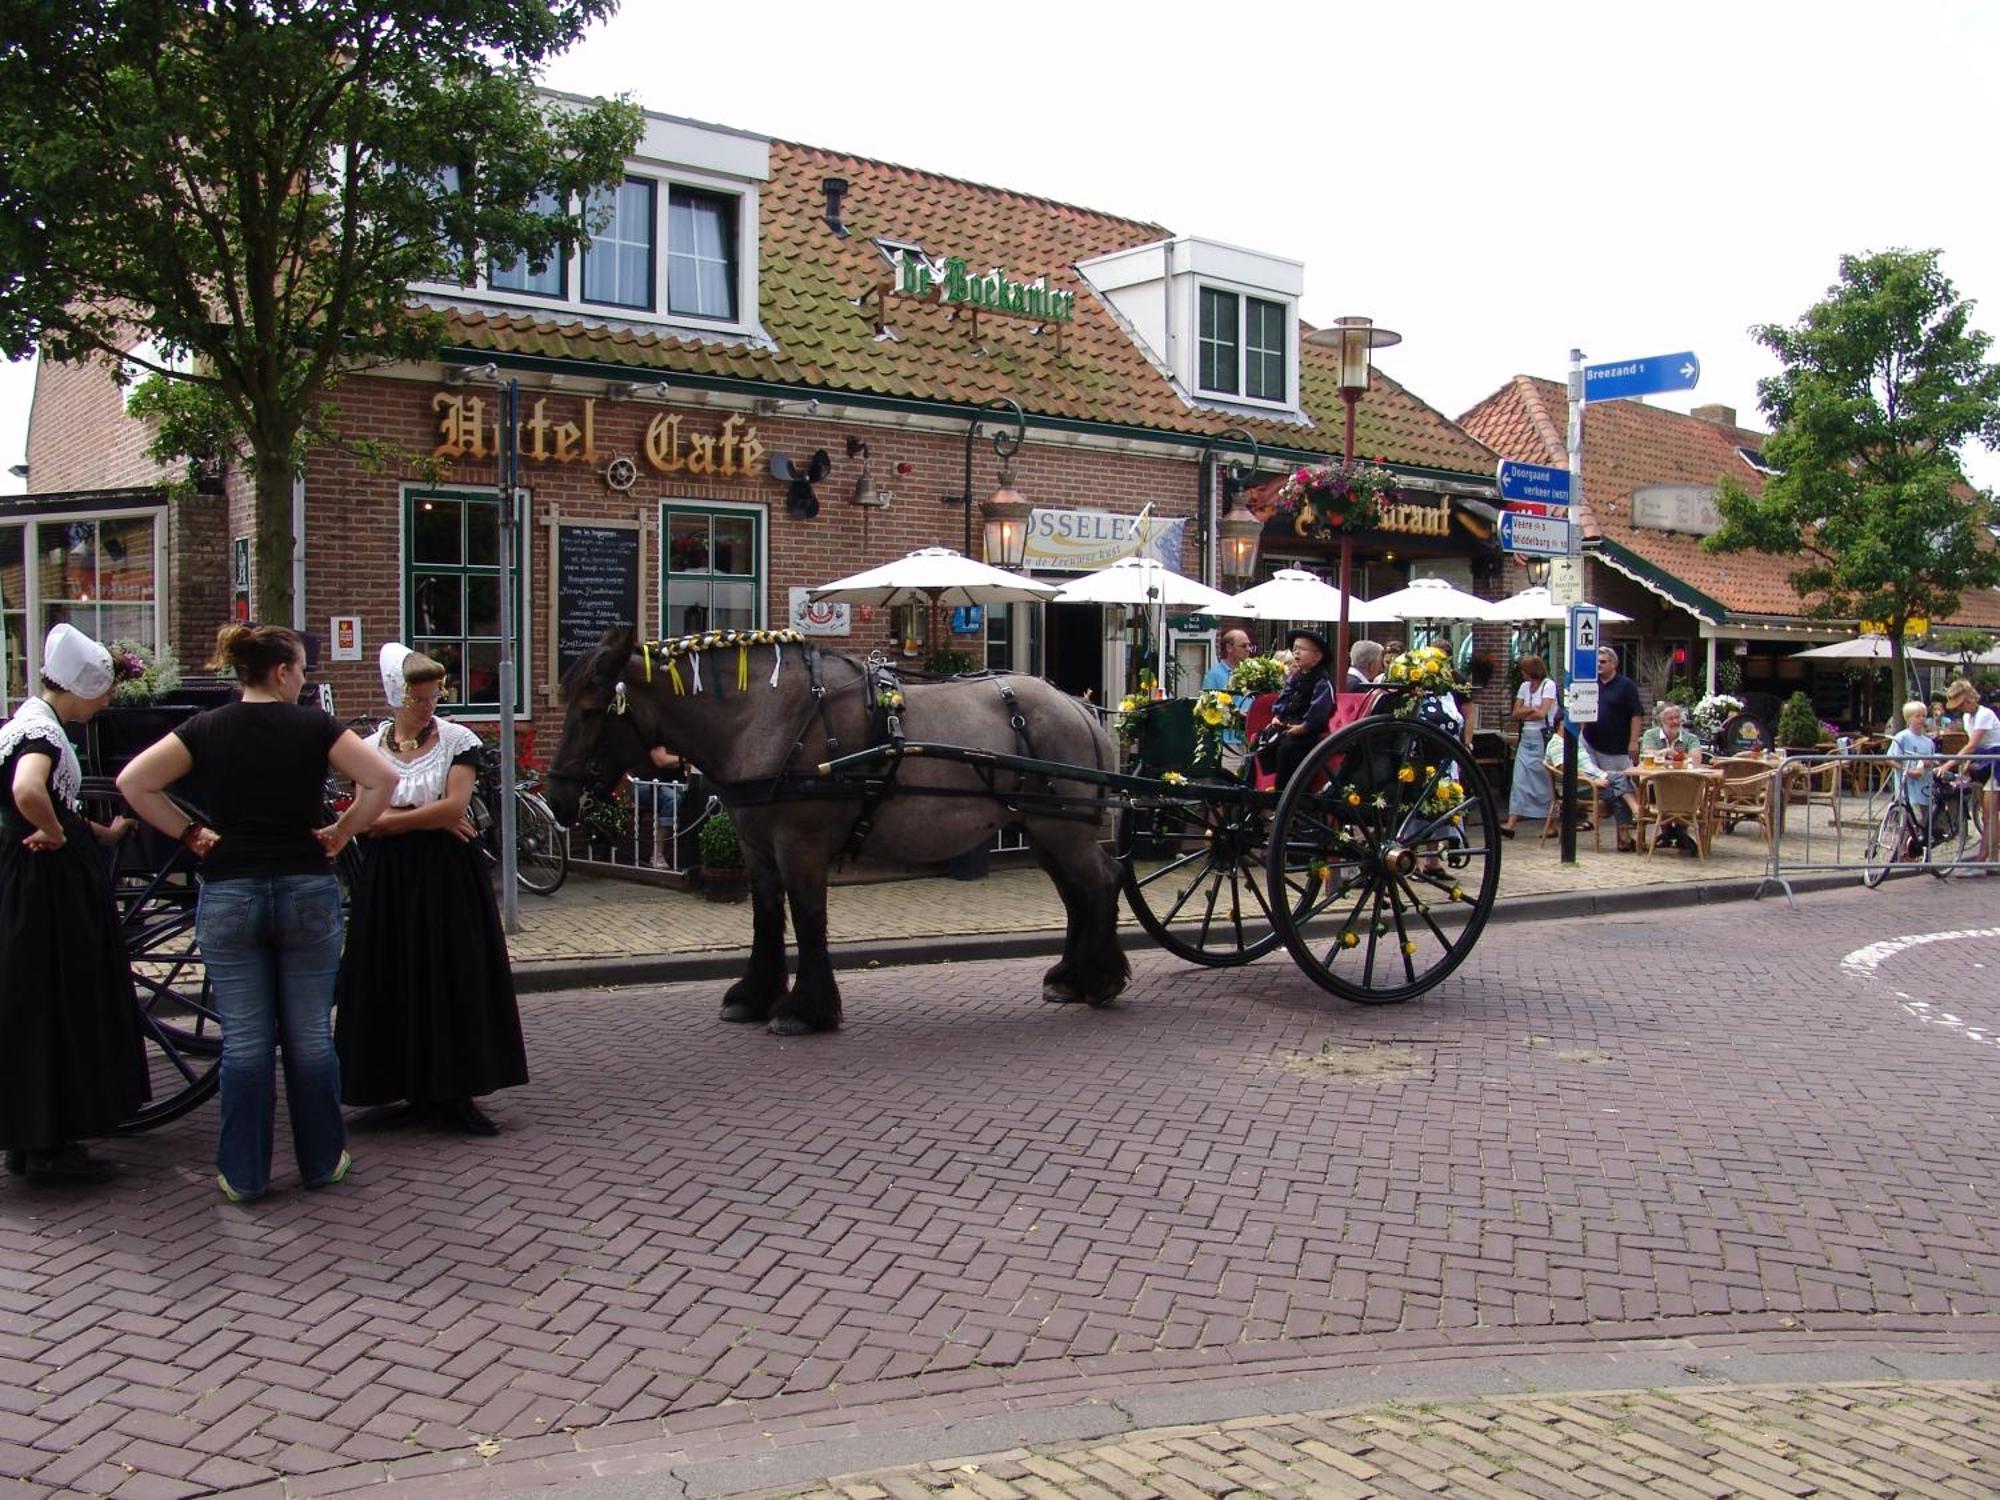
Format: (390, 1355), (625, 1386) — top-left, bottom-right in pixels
(119, 624), (396, 1202)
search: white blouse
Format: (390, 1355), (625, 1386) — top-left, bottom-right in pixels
(375, 717), (482, 808)
(1516, 677), (1559, 728)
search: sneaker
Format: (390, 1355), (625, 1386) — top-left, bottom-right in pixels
(216, 1172), (260, 1203)
(305, 1149), (352, 1190)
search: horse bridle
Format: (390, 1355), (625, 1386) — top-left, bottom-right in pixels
(546, 654), (652, 799)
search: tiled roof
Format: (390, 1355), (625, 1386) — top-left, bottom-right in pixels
(440, 140), (1499, 481)
(1457, 375), (2000, 629)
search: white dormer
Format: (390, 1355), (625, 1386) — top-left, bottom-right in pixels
(415, 101), (771, 344)
(1079, 236), (1306, 418)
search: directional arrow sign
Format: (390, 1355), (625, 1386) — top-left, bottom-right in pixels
(1583, 351), (1700, 403)
(1496, 459), (1571, 506)
(1497, 511), (1572, 556)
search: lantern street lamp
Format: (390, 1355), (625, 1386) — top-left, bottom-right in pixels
(980, 460), (1033, 570)
(1218, 509), (1265, 587)
(946, 396), (1027, 558)
(1304, 314), (1401, 671)
(1524, 556), (1551, 589)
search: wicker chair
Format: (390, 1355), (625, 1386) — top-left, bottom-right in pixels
(1714, 756), (1777, 851)
(1539, 760), (1604, 850)
(1635, 769), (1714, 857)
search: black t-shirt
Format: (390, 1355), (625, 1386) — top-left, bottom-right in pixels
(1582, 673), (1644, 758)
(174, 702), (345, 880)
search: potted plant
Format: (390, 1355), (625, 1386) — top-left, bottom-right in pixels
(1775, 691), (1823, 752)
(576, 787), (634, 862)
(697, 805), (748, 902)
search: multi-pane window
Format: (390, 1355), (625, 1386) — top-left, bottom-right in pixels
(37, 515), (158, 651)
(405, 490), (520, 712)
(489, 190), (565, 297)
(1198, 288), (1238, 396)
(582, 178), (656, 310)
(663, 503), (761, 637)
(667, 187), (737, 321)
(1, 526), (24, 712)
(1199, 287), (1290, 404)
(1245, 297), (1286, 401)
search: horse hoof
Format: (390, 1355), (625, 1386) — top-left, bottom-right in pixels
(767, 1015), (819, 1036)
(719, 1002), (767, 1024)
(1042, 984), (1084, 1004)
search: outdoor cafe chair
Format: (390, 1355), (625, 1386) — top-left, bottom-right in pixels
(1779, 755), (1843, 821)
(1636, 768), (1713, 858)
(1715, 756), (1777, 851)
(1539, 760), (1604, 850)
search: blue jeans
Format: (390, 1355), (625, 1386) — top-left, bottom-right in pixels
(196, 874), (347, 1196)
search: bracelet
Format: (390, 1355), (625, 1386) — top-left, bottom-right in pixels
(178, 820), (206, 851)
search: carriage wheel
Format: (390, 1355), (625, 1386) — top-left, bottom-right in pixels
(1264, 716), (1502, 1005)
(81, 780), (223, 1132)
(1120, 779), (1316, 966)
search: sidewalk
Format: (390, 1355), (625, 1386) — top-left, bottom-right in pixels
(504, 799), (1854, 988)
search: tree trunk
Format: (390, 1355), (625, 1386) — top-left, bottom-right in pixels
(252, 445), (295, 627)
(1890, 633), (1906, 726)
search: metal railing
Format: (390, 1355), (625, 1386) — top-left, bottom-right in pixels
(579, 778), (721, 874)
(1755, 751), (1995, 907)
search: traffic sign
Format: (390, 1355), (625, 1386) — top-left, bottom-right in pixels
(1496, 459), (1572, 506)
(1567, 603), (1601, 682)
(1498, 511), (1572, 555)
(1583, 351), (1700, 402)
(1546, 557), (1584, 605)
(1565, 680), (1599, 725)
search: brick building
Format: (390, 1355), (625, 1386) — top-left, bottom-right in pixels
(5, 104), (1507, 743)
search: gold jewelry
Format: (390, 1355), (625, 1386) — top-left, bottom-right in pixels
(389, 720), (435, 755)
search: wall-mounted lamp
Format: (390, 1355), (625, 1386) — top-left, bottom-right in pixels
(443, 362), (499, 386)
(944, 398), (1027, 559)
(609, 380), (671, 401)
(755, 396), (821, 416)
(7, 463), (26, 480)
(1217, 509), (1264, 586)
(981, 458), (1033, 569)
(1524, 557), (1551, 588)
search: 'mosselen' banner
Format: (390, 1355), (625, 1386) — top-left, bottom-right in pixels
(1022, 509), (1185, 573)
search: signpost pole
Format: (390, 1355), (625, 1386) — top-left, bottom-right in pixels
(1560, 348), (1586, 865)
(497, 379), (521, 935)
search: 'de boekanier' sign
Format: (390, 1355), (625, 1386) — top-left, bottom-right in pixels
(897, 252), (1075, 323)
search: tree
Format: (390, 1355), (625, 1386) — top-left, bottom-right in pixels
(0, 0), (643, 622)
(1706, 249), (2000, 708)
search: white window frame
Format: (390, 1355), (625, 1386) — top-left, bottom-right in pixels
(658, 496), (767, 638)
(1193, 280), (1298, 412)
(396, 482), (533, 722)
(1, 506), (168, 716)
(581, 177), (658, 313)
(413, 165), (761, 340)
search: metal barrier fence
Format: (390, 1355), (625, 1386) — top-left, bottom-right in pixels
(579, 778), (721, 874)
(1757, 751), (1995, 908)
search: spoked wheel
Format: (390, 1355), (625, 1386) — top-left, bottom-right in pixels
(1930, 783), (1976, 875)
(1863, 802), (1910, 888)
(1119, 778), (1314, 966)
(514, 787), (570, 895)
(79, 780), (222, 1132)
(1265, 716), (1502, 1005)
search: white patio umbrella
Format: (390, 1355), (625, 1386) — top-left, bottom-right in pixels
(1222, 568), (1400, 625)
(1049, 557), (1237, 612)
(1485, 586), (1633, 625)
(1365, 576), (1495, 623)
(807, 546), (1058, 608)
(1790, 637), (1957, 665)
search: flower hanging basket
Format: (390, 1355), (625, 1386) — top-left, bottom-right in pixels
(1274, 460), (1401, 538)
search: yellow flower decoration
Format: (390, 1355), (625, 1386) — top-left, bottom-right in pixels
(1161, 770), (1187, 785)
(1338, 929), (1359, 949)
(1346, 791), (1362, 806)
(1397, 765), (1416, 783)
(1402, 940), (1419, 956)
(1450, 885), (1466, 903)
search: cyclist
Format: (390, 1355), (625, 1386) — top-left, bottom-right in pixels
(1887, 700), (1936, 859)
(1941, 679), (2000, 874)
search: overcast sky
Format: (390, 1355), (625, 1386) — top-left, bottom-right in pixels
(5, 0), (1995, 493)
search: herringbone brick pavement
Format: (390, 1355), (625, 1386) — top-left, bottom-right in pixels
(3, 880), (1999, 1496)
(754, 1380), (2000, 1499)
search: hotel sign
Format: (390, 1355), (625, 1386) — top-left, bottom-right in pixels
(431, 392), (767, 479)
(896, 252), (1075, 323)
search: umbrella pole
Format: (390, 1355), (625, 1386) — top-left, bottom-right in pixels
(1335, 535), (1354, 678)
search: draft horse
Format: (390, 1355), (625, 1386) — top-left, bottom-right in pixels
(545, 626), (1129, 1035)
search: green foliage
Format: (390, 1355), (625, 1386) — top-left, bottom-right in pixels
(1706, 250), (2000, 710)
(1715, 656), (1744, 696)
(1937, 628), (1996, 664)
(923, 648), (978, 677)
(1776, 691), (1824, 749)
(106, 638), (180, 705)
(697, 805), (743, 870)
(1226, 656), (1287, 694)
(577, 788), (632, 847)
(0, 1), (642, 620)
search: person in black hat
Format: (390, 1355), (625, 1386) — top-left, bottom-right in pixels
(1256, 628), (1336, 785)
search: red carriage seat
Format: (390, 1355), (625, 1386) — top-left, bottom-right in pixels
(1245, 688), (1387, 790)
(1244, 692), (1279, 789)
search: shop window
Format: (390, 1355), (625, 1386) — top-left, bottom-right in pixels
(662, 501), (762, 638)
(985, 602), (1011, 671)
(1, 525), (24, 713)
(582, 178), (656, 311)
(403, 489), (523, 713)
(37, 515), (158, 653)
(1198, 286), (1290, 404)
(667, 187), (737, 321)
(489, 189), (566, 298)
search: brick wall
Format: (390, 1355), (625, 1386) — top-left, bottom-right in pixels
(24, 352), (174, 494)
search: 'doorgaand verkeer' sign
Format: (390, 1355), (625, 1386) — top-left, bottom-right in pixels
(1022, 509), (1184, 572)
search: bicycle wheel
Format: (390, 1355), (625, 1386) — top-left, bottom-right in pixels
(1930, 784), (1974, 873)
(513, 788), (569, 895)
(1863, 802), (1909, 888)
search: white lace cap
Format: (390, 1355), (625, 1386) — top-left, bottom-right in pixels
(43, 623), (112, 698)
(379, 641), (413, 708)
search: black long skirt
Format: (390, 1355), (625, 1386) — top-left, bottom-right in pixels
(0, 803), (150, 1150)
(334, 828), (528, 1106)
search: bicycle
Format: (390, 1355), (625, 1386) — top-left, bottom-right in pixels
(469, 746), (570, 895)
(1863, 768), (1977, 887)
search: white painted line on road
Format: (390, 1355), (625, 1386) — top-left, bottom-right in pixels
(1842, 927), (2000, 1051)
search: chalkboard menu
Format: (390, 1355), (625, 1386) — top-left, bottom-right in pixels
(555, 523), (640, 677)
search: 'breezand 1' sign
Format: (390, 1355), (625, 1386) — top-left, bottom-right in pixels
(1023, 509), (1184, 572)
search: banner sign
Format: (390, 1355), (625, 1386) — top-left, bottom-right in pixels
(788, 587), (851, 637)
(1023, 509), (1185, 573)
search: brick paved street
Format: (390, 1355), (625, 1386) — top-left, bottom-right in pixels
(5, 878), (2000, 1496)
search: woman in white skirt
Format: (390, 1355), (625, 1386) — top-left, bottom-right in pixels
(1501, 654), (1559, 837)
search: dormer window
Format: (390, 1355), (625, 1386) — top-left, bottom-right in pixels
(490, 190), (564, 296)
(1199, 286), (1288, 403)
(1738, 445), (1781, 477)
(582, 179), (657, 310)
(666, 186), (737, 321)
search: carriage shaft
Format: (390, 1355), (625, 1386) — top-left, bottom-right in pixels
(815, 741), (1270, 805)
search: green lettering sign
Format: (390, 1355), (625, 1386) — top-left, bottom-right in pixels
(894, 251), (1074, 324)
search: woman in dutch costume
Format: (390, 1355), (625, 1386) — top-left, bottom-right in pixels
(0, 624), (149, 1184)
(335, 645), (527, 1134)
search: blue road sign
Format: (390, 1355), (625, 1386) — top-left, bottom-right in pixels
(1567, 604), (1601, 681)
(1583, 351), (1700, 402)
(1498, 511), (1572, 556)
(1496, 459), (1571, 506)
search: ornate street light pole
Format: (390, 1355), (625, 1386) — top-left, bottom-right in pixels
(1305, 315), (1401, 671)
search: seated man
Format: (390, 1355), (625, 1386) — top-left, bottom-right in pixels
(1345, 638), (1384, 691)
(1544, 727), (1640, 840)
(1639, 702), (1704, 761)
